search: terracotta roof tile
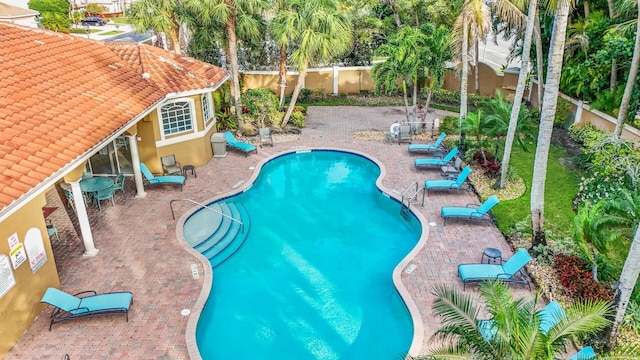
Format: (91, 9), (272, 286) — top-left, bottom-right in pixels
(0, 23), (227, 215)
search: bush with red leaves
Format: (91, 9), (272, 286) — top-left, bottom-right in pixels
(472, 150), (501, 178)
(553, 254), (613, 302)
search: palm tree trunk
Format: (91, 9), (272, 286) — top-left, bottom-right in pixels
(402, 80), (410, 122)
(474, 41), (480, 94)
(535, 13), (545, 109)
(386, 0), (402, 27)
(498, 0), (538, 189)
(583, 0), (590, 17)
(282, 68), (307, 127)
(607, 223), (640, 348)
(531, 0), (571, 250)
(412, 80), (418, 123)
(278, 45), (288, 110)
(613, 4), (640, 137)
(608, 0), (617, 92)
(168, 27), (181, 55)
(460, 20), (469, 120)
(225, 3), (244, 123)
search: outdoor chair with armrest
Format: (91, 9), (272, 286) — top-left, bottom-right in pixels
(415, 147), (459, 170)
(161, 155), (182, 175)
(424, 166), (472, 195)
(259, 127), (273, 147)
(224, 131), (257, 156)
(478, 300), (566, 341)
(398, 125), (412, 144)
(408, 132), (446, 155)
(457, 248), (532, 290)
(140, 163), (185, 191)
(568, 346), (596, 360)
(40, 287), (133, 331)
(441, 194), (499, 225)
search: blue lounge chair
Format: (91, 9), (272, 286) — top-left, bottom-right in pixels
(414, 147), (459, 170)
(140, 163), (185, 191)
(457, 248), (532, 290)
(441, 194), (499, 225)
(424, 166), (472, 194)
(479, 300), (565, 341)
(568, 346), (596, 360)
(224, 131), (257, 156)
(408, 132), (446, 154)
(40, 287), (133, 331)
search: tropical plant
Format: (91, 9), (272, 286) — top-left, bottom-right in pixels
(373, 26), (428, 122)
(127, 0), (184, 54)
(453, 0), (490, 120)
(28, 0), (71, 31)
(241, 88), (279, 127)
(86, 3), (108, 14)
(278, 0), (352, 128)
(485, 90), (536, 153)
(459, 109), (491, 162)
(424, 280), (612, 359)
(419, 24), (453, 119)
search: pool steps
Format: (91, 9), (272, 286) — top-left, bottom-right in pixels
(188, 202), (250, 267)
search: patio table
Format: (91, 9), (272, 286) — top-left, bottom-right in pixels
(80, 177), (114, 206)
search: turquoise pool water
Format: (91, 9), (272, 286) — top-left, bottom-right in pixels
(192, 150), (421, 359)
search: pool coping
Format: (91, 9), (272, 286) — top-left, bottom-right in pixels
(175, 147), (430, 359)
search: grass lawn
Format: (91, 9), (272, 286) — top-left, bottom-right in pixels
(491, 143), (584, 237)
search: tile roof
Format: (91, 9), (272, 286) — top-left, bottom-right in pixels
(0, 23), (227, 218)
(0, 2), (39, 18)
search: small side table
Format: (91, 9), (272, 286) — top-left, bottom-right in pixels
(183, 165), (196, 178)
(482, 248), (502, 264)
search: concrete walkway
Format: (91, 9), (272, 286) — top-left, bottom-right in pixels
(6, 106), (533, 359)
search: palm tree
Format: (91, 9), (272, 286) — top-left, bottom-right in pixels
(530, 0), (575, 251)
(127, 0), (184, 54)
(485, 90), (536, 159)
(425, 281), (611, 359)
(420, 24), (453, 120)
(184, 0), (268, 123)
(454, 0), (490, 121)
(495, 0), (538, 188)
(608, 223), (640, 348)
(373, 26), (428, 122)
(279, 0), (352, 127)
(613, 0), (640, 137)
(271, 0), (295, 109)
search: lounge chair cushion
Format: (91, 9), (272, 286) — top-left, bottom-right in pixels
(408, 132), (446, 153)
(568, 347), (596, 360)
(224, 131), (257, 155)
(415, 148), (459, 168)
(458, 248), (532, 288)
(425, 166), (471, 191)
(441, 195), (499, 220)
(538, 300), (566, 334)
(140, 163), (185, 190)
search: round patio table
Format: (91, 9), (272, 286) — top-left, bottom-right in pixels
(80, 177), (115, 207)
(80, 177), (114, 193)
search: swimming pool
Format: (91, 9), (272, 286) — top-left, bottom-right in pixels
(186, 150), (422, 359)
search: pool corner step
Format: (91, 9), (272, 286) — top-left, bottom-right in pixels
(194, 202), (250, 267)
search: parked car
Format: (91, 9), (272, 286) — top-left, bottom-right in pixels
(81, 17), (107, 26)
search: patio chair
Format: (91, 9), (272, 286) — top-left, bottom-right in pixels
(424, 166), (472, 195)
(408, 132), (446, 154)
(568, 347), (596, 360)
(161, 155), (182, 175)
(224, 131), (257, 156)
(62, 188), (75, 210)
(112, 173), (126, 197)
(93, 187), (115, 211)
(81, 171), (93, 180)
(478, 300), (566, 341)
(415, 148), (459, 170)
(140, 163), (185, 191)
(46, 220), (60, 242)
(441, 156), (464, 178)
(441, 194), (499, 225)
(398, 125), (412, 144)
(259, 127), (273, 147)
(40, 287), (133, 331)
(457, 248), (532, 290)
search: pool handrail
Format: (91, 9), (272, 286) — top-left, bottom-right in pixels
(170, 198), (244, 234)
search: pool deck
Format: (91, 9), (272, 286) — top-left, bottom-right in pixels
(6, 106), (534, 359)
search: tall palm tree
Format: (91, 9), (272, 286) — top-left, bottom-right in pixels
(454, 0), (490, 121)
(613, 0), (640, 137)
(530, 0), (575, 250)
(495, 0), (538, 188)
(127, 0), (184, 54)
(184, 0), (268, 122)
(271, 0), (295, 109)
(279, 0), (352, 127)
(425, 281), (612, 359)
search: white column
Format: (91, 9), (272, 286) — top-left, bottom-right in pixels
(333, 66), (339, 95)
(128, 134), (147, 198)
(575, 100), (584, 124)
(69, 180), (99, 257)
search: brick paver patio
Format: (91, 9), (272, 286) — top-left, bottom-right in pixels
(6, 106), (533, 359)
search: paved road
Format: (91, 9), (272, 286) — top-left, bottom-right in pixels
(478, 30), (520, 70)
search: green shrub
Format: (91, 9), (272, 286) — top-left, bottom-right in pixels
(300, 88), (313, 102)
(267, 111), (284, 128)
(555, 97), (572, 127)
(241, 88), (279, 115)
(439, 115), (458, 135)
(624, 301), (640, 334)
(290, 111), (306, 127)
(429, 88), (460, 105)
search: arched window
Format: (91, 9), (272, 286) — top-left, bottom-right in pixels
(160, 100), (193, 135)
